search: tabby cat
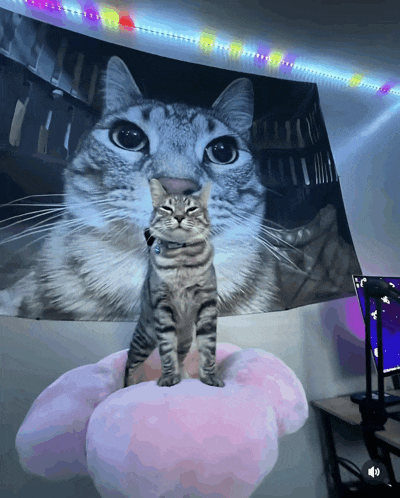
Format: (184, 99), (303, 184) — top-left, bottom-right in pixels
(0, 56), (277, 320)
(124, 179), (224, 388)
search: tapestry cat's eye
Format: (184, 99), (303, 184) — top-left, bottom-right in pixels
(110, 122), (149, 151)
(205, 136), (238, 165)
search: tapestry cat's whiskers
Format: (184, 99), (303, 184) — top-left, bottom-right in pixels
(232, 207), (302, 251)
(0, 204), (120, 249)
(231, 216), (302, 270)
(0, 198), (120, 242)
(0, 208), (65, 229)
(0, 218), (82, 247)
(233, 210), (301, 252)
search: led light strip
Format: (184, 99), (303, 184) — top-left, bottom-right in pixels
(4, 0), (400, 97)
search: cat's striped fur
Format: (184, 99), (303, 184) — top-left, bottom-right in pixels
(124, 179), (224, 388)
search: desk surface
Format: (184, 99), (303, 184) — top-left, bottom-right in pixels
(311, 389), (400, 452)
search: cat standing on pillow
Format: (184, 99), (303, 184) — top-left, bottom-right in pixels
(125, 179), (224, 388)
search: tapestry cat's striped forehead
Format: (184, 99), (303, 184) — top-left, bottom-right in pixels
(100, 56), (254, 137)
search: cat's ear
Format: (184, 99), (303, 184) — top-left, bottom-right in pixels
(212, 78), (254, 134)
(149, 179), (167, 208)
(198, 182), (212, 206)
(102, 57), (142, 114)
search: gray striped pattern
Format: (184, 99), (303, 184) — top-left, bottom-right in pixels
(125, 180), (224, 388)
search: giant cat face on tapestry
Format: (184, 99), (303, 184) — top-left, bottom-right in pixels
(0, 9), (361, 320)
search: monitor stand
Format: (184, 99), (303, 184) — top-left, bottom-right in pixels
(392, 373), (400, 390)
(350, 390), (400, 406)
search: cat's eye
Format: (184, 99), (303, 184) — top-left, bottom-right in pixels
(186, 207), (198, 213)
(160, 205), (173, 213)
(205, 136), (238, 165)
(110, 122), (149, 151)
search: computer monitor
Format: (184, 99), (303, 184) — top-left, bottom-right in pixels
(353, 276), (400, 378)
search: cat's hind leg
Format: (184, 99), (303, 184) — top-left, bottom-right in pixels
(124, 321), (156, 387)
(154, 302), (184, 387)
(156, 328), (182, 387)
(177, 334), (193, 380)
(196, 299), (225, 388)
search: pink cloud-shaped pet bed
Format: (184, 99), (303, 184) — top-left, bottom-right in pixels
(15, 343), (308, 498)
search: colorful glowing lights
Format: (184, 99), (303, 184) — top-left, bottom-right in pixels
(84, 9), (98, 20)
(377, 81), (397, 96)
(26, 0), (64, 14)
(9, 0), (399, 97)
(199, 30), (216, 53)
(349, 73), (364, 88)
(82, 3), (100, 27)
(254, 44), (270, 68)
(100, 7), (119, 28)
(229, 41), (243, 59)
(119, 11), (134, 31)
(268, 51), (283, 67)
(280, 52), (297, 75)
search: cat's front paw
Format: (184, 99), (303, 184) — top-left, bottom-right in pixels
(200, 375), (225, 388)
(157, 373), (181, 387)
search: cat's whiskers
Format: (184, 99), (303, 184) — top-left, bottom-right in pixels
(0, 207), (66, 231)
(0, 210), (69, 245)
(0, 198), (114, 234)
(0, 191), (107, 208)
(0, 216), (86, 247)
(257, 227), (304, 255)
(254, 235), (306, 273)
(1, 193), (67, 206)
(235, 206), (287, 231)
(226, 215), (305, 272)
(19, 219), (96, 252)
(1, 203), (67, 208)
(233, 211), (302, 253)
(192, 225), (208, 244)
(0, 204), (118, 247)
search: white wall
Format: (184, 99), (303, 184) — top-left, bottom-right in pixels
(2, 1), (400, 497)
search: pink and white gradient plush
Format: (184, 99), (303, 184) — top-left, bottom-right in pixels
(15, 343), (308, 498)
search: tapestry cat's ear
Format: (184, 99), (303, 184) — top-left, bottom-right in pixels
(149, 179), (168, 208)
(103, 56), (142, 114)
(212, 78), (254, 134)
(198, 183), (212, 207)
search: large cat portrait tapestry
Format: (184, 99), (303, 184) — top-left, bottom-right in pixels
(0, 9), (361, 321)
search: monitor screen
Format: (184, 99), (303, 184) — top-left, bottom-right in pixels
(353, 275), (400, 377)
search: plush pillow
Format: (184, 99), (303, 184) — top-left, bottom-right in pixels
(16, 343), (308, 498)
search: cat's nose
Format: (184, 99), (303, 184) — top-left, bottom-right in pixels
(174, 215), (185, 223)
(157, 177), (199, 195)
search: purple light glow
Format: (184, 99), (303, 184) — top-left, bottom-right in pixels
(26, 0), (64, 22)
(377, 80), (397, 96)
(254, 44), (270, 68)
(83, 2), (100, 29)
(280, 52), (298, 75)
(344, 296), (365, 340)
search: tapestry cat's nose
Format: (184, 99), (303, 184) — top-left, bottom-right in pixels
(174, 215), (184, 223)
(157, 177), (198, 195)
